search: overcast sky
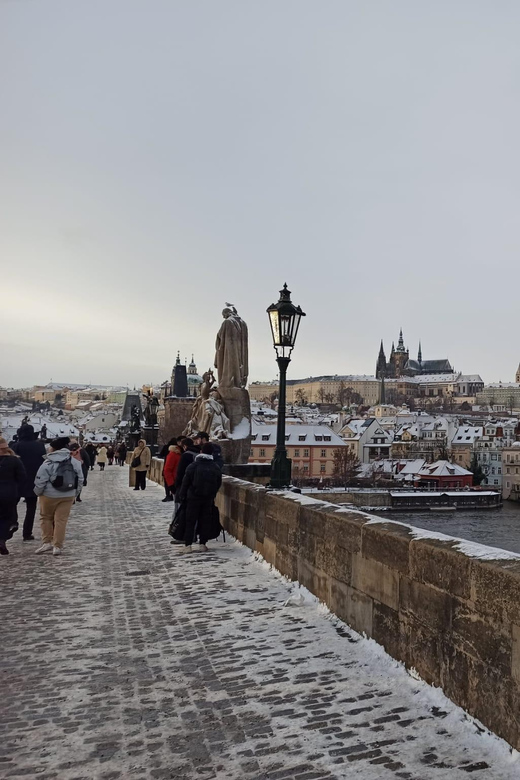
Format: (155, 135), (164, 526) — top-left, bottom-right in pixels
(2, 0), (520, 389)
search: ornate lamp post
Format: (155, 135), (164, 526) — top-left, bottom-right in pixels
(267, 284), (306, 488)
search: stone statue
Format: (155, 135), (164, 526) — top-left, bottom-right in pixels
(214, 305), (249, 389)
(184, 370), (231, 439)
(130, 404), (141, 433)
(144, 394), (159, 427)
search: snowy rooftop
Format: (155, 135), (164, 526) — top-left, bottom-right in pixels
(251, 421), (345, 446)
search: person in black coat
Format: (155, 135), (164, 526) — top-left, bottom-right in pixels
(85, 443), (96, 471)
(174, 438), (199, 495)
(11, 424), (46, 540)
(116, 443), (127, 466)
(0, 438), (27, 554)
(176, 443), (222, 553)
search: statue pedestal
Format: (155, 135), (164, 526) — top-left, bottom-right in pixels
(142, 425), (158, 456)
(160, 397), (194, 446)
(218, 387), (252, 465)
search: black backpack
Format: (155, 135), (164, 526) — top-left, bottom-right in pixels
(192, 461), (220, 499)
(51, 457), (78, 492)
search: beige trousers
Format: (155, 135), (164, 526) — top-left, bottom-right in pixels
(39, 496), (75, 548)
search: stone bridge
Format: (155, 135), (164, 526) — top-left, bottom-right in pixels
(1, 466), (518, 779)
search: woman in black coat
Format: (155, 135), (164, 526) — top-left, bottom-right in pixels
(0, 438), (27, 555)
(176, 444), (222, 553)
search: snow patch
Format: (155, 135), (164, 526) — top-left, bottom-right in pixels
(228, 416), (251, 440)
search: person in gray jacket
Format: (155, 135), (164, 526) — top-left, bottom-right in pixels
(34, 437), (83, 556)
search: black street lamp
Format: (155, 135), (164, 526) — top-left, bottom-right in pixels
(267, 284), (306, 488)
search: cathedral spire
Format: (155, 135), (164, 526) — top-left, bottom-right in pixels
(397, 328), (405, 351)
(418, 341), (422, 365)
(376, 340), (387, 379)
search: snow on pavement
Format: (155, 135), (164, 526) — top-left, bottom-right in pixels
(0, 466), (518, 779)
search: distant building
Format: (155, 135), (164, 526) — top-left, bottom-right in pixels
(376, 330), (453, 379)
(339, 418), (393, 463)
(476, 383), (520, 411)
(502, 444), (520, 501)
(249, 375), (380, 407)
(249, 422), (346, 478)
(415, 460), (473, 489)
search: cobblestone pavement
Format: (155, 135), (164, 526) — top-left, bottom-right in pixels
(1, 468), (518, 780)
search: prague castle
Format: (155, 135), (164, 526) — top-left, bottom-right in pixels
(376, 330), (453, 379)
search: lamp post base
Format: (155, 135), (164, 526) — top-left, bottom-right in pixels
(270, 450), (292, 489)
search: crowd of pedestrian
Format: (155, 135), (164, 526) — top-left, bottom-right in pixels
(0, 425), (131, 557)
(129, 431), (224, 555)
(1, 421), (226, 559)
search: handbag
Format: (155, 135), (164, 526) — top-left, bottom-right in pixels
(131, 455), (141, 468)
(168, 503), (186, 540)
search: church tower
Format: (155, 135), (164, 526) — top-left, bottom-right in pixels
(516, 363), (520, 384)
(393, 329), (409, 377)
(376, 340), (387, 379)
(188, 354), (198, 375)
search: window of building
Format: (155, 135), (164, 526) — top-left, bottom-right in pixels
(315, 435), (322, 442)
(324, 435), (331, 441)
(298, 435), (307, 441)
(260, 449), (265, 457)
(320, 463), (326, 472)
(261, 434), (270, 441)
(320, 449), (326, 458)
(303, 464), (309, 472)
(294, 448), (300, 457)
(491, 454), (497, 460)
(304, 449), (309, 457)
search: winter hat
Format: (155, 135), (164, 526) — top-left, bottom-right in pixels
(18, 424), (35, 441)
(50, 436), (71, 450)
(201, 443), (214, 456)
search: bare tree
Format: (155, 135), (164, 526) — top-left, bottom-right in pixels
(332, 448), (360, 487)
(295, 388), (307, 406)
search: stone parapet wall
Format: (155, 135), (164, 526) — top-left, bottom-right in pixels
(216, 476), (520, 750)
(125, 455), (164, 487)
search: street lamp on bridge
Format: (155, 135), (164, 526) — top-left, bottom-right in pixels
(267, 284), (306, 489)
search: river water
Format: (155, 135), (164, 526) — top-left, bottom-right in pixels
(370, 501), (520, 554)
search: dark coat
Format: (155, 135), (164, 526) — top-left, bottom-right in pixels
(79, 448), (90, 479)
(177, 456), (222, 504)
(11, 436), (47, 498)
(177, 456), (222, 544)
(0, 455), (27, 502)
(212, 443), (224, 471)
(85, 444), (96, 466)
(174, 447), (198, 493)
